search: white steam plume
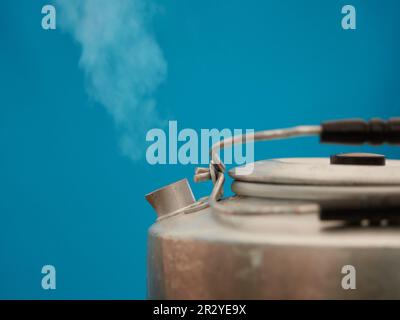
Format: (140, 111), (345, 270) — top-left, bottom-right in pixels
(57, 0), (167, 160)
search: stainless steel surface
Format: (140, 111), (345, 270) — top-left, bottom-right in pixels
(231, 181), (400, 209)
(229, 158), (400, 185)
(148, 197), (400, 299)
(147, 155), (400, 299)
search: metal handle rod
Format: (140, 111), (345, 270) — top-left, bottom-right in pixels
(194, 125), (322, 216)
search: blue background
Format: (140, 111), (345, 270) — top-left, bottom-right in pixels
(0, 0), (399, 299)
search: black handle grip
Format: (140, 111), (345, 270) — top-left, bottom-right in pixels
(321, 118), (400, 145)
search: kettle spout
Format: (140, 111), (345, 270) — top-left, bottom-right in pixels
(145, 179), (196, 218)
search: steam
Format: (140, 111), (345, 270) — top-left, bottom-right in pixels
(57, 0), (167, 160)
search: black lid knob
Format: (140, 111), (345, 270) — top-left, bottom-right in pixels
(330, 153), (386, 166)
